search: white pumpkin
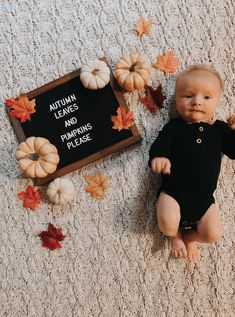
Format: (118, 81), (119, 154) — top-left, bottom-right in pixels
(80, 59), (110, 89)
(47, 178), (75, 204)
(16, 136), (60, 178)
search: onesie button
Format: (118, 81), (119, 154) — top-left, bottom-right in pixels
(196, 138), (202, 144)
(199, 126), (204, 132)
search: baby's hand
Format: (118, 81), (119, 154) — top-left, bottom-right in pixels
(227, 114), (235, 130)
(151, 157), (171, 174)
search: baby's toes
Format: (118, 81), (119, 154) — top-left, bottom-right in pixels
(188, 249), (200, 262)
(172, 248), (183, 258)
(181, 247), (188, 258)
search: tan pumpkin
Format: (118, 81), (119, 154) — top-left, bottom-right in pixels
(80, 59), (110, 89)
(47, 178), (75, 204)
(16, 136), (60, 178)
(115, 53), (152, 91)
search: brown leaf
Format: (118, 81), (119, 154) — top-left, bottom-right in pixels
(111, 106), (134, 131)
(38, 223), (65, 250)
(136, 16), (152, 37)
(84, 171), (110, 198)
(6, 94), (36, 123)
(18, 185), (41, 210)
(141, 84), (166, 113)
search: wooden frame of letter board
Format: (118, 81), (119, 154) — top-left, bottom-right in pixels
(8, 60), (142, 185)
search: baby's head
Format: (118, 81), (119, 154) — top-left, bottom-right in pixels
(174, 64), (223, 123)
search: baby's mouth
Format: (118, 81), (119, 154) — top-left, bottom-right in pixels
(190, 109), (203, 113)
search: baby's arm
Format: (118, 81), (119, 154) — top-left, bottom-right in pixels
(148, 120), (177, 173)
(151, 157), (171, 174)
(227, 114), (235, 130)
(221, 115), (235, 159)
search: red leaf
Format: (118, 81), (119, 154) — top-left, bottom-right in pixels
(141, 84), (166, 113)
(38, 223), (65, 251)
(6, 94), (36, 123)
(18, 185), (41, 210)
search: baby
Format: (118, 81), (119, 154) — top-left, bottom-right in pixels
(148, 64), (235, 262)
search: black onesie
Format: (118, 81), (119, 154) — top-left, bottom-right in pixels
(148, 117), (235, 228)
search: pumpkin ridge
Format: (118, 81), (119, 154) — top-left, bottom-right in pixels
(40, 161), (57, 174)
(133, 74), (145, 90)
(96, 76), (106, 86)
(116, 60), (130, 69)
(34, 137), (50, 152)
(18, 141), (34, 153)
(20, 140), (34, 153)
(40, 143), (58, 156)
(130, 53), (139, 64)
(40, 153), (60, 164)
(25, 161), (37, 178)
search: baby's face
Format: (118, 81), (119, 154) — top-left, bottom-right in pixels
(174, 69), (221, 123)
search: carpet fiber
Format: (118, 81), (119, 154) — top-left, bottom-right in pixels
(1, 1), (235, 316)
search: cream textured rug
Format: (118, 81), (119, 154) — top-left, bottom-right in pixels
(1, 1), (235, 316)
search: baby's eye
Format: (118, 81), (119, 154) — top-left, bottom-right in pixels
(184, 95), (192, 98)
(204, 96), (210, 99)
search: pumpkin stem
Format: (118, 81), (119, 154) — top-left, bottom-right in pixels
(129, 63), (137, 72)
(27, 153), (40, 161)
(57, 189), (62, 202)
(92, 69), (99, 75)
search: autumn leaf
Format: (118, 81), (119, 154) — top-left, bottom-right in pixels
(84, 171), (110, 198)
(18, 185), (41, 210)
(154, 51), (180, 74)
(38, 223), (65, 251)
(6, 94), (36, 123)
(141, 84), (166, 113)
(136, 16), (152, 37)
(111, 106), (134, 131)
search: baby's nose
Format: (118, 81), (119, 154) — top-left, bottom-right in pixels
(192, 96), (202, 105)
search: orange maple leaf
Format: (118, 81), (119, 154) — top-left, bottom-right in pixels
(18, 185), (41, 210)
(6, 94), (36, 123)
(111, 106), (134, 131)
(136, 16), (152, 37)
(84, 172), (110, 198)
(154, 51), (180, 74)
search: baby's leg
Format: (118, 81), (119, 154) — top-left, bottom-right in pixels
(183, 203), (222, 262)
(157, 192), (187, 258)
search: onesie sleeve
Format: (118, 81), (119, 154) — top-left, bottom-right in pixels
(148, 119), (176, 168)
(221, 122), (235, 159)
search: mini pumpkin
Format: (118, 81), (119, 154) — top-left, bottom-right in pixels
(47, 178), (75, 204)
(115, 53), (152, 91)
(80, 59), (111, 89)
(16, 136), (60, 178)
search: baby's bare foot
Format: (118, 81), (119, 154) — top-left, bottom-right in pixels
(170, 234), (187, 258)
(183, 234), (200, 262)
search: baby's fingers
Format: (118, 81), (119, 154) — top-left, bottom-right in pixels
(227, 114), (235, 129)
(162, 159), (171, 174)
(154, 161), (164, 174)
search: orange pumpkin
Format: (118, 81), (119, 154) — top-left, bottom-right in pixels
(115, 53), (151, 91)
